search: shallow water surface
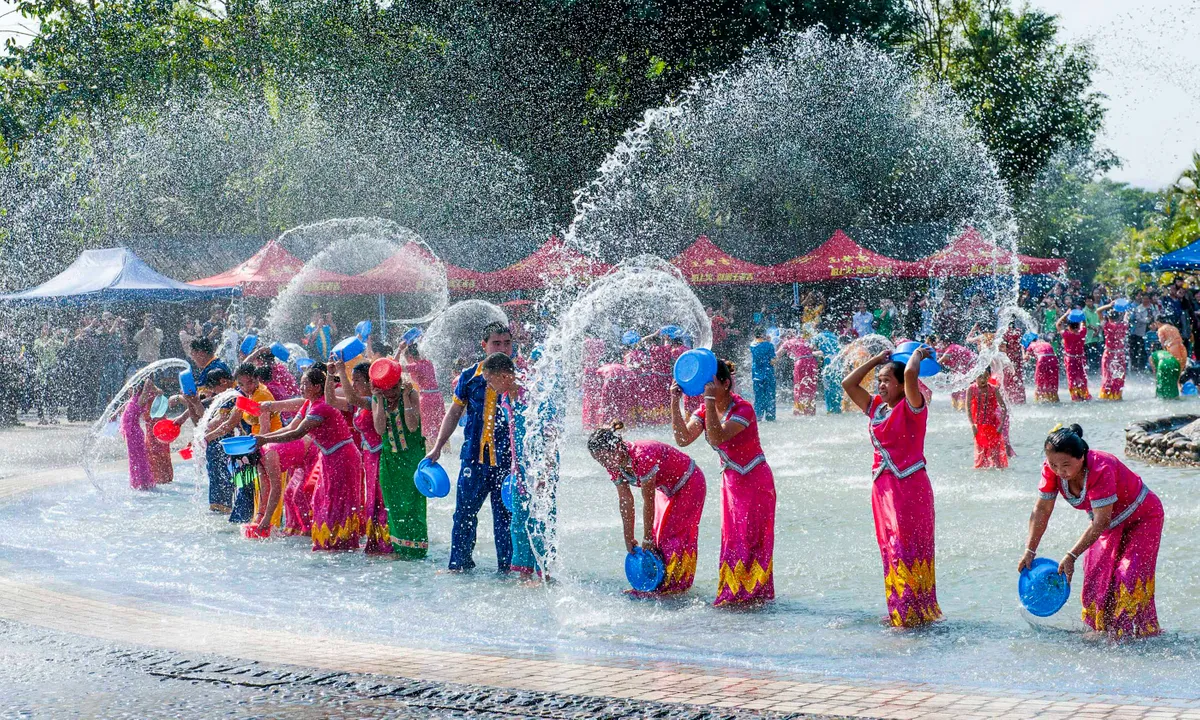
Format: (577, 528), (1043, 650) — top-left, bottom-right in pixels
(2, 378), (1198, 700)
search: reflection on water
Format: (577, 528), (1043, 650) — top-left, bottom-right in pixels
(2, 378), (1198, 699)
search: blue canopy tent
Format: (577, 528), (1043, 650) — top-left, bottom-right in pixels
(0, 247), (239, 304)
(1139, 238), (1200, 273)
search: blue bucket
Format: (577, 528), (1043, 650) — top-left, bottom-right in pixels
(150, 395), (169, 419)
(356, 319), (373, 340)
(501, 472), (519, 512)
(1018, 557), (1071, 617)
(401, 327), (423, 345)
(673, 348), (718, 396)
(621, 330), (641, 345)
(1021, 331), (1038, 348)
(269, 341), (290, 362)
(413, 458), (451, 498)
(296, 358), (314, 370)
(1184, 381), (1198, 396)
(1067, 309), (1086, 324)
(179, 369), (197, 396)
(332, 336), (365, 362)
(659, 325), (682, 339)
(1113, 299), (1132, 313)
(240, 335), (258, 356)
(219, 436), (258, 457)
(890, 342), (941, 378)
(625, 546), (666, 593)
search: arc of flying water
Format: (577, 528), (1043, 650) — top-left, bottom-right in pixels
(82, 358), (191, 495)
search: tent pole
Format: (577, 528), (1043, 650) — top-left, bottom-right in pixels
(378, 294), (387, 345)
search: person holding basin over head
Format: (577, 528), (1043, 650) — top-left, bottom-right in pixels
(255, 364), (364, 551)
(589, 422), (706, 596)
(842, 346), (942, 628)
(671, 358), (775, 607)
(350, 355), (429, 559)
(425, 322), (514, 573)
(1020, 425), (1164, 638)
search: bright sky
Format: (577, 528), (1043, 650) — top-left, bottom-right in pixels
(1, 1), (1197, 189)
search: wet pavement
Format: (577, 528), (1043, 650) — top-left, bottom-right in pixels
(0, 619), (842, 720)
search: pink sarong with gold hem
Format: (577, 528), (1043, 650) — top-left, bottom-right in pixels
(695, 395), (775, 607)
(865, 395), (942, 628)
(610, 440), (706, 595)
(1039, 450), (1163, 638)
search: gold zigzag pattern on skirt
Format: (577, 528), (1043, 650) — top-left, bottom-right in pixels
(1083, 576), (1158, 636)
(717, 558), (773, 597)
(884, 557), (937, 600)
(311, 515), (363, 548)
(662, 551), (697, 586)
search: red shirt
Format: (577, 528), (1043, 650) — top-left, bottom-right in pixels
(1039, 450), (1150, 529)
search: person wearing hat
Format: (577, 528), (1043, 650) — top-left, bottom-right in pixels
(426, 322), (514, 572)
(1021, 424), (1164, 638)
(1056, 310), (1092, 402)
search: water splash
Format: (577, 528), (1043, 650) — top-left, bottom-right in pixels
(82, 358), (191, 495)
(265, 217), (449, 343)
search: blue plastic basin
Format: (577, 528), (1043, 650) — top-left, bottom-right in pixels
(413, 458), (451, 498)
(625, 546), (666, 593)
(1018, 557), (1071, 617)
(673, 348), (718, 396)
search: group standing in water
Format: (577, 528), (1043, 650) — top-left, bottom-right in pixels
(124, 316), (1166, 639)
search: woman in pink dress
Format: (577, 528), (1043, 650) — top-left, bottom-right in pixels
(1000, 324), (1027, 404)
(1057, 313), (1091, 401)
(843, 348), (942, 628)
(329, 359), (392, 555)
(1020, 425), (1163, 638)
(966, 368), (1008, 469)
(589, 426), (707, 595)
(1026, 337), (1060, 403)
(641, 338), (675, 425)
(121, 382), (156, 491)
(581, 338), (605, 430)
(256, 365), (363, 551)
(936, 341), (977, 411)
(1097, 303), (1129, 400)
(624, 343), (653, 426)
(400, 344), (444, 444)
(780, 335), (818, 415)
(598, 361), (634, 428)
(671, 359), (775, 607)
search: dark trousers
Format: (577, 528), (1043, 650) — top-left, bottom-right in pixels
(449, 461), (512, 572)
(1129, 335), (1147, 374)
(206, 443), (235, 510)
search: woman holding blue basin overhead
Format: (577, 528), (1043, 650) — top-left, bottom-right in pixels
(672, 358), (775, 607)
(842, 346), (942, 628)
(1020, 425), (1164, 638)
(256, 365), (363, 551)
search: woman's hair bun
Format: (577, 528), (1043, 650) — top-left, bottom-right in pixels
(724, 359), (737, 374)
(610, 420), (625, 431)
(1069, 423), (1084, 438)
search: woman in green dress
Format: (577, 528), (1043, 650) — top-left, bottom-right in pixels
(348, 358), (429, 559)
(1150, 349), (1181, 400)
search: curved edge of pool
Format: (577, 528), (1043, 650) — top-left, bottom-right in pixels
(0, 464), (1192, 719)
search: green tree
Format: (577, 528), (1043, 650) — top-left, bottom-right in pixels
(1097, 153), (1200, 287)
(906, 0), (1106, 201)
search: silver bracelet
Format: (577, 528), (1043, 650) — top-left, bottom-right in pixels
(1023, 548), (1036, 556)
(703, 395), (717, 400)
(1067, 550), (1079, 560)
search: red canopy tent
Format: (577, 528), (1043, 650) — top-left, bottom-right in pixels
(670, 236), (778, 284)
(913, 228), (1067, 277)
(455, 237), (613, 293)
(190, 239), (378, 296)
(353, 242), (480, 294)
(771, 230), (923, 282)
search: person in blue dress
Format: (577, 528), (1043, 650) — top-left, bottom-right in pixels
(425, 322), (514, 572)
(749, 330), (777, 421)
